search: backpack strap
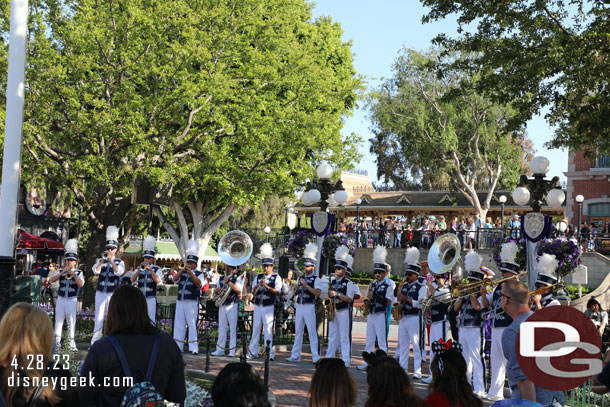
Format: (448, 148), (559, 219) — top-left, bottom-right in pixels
(145, 333), (161, 382)
(108, 336), (134, 379)
(108, 334), (161, 382)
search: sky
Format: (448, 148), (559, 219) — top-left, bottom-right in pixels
(311, 0), (568, 185)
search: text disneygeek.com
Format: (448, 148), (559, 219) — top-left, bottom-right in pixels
(8, 372), (133, 390)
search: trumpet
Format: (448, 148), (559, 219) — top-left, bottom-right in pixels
(63, 267), (74, 280)
(102, 252), (108, 260)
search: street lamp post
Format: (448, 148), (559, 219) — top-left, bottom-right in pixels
(576, 194), (584, 245)
(264, 226), (271, 243)
(511, 156), (565, 290)
(499, 195), (507, 234)
(355, 198), (362, 247)
(301, 163), (348, 275)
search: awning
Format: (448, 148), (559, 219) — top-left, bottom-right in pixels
(123, 238), (220, 262)
(17, 230), (64, 250)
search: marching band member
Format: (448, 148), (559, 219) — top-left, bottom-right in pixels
(131, 235), (163, 323)
(453, 250), (486, 397)
(173, 240), (203, 354)
(286, 243), (322, 363)
(396, 247), (427, 379)
(358, 246), (393, 371)
(248, 243), (282, 360)
(345, 253), (360, 347)
(91, 226), (125, 344)
(480, 242), (520, 400)
(48, 239), (84, 351)
(212, 263), (245, 357)
(422, 270), (451, 384)
(326, 245), (356, 368)
(531, 253), (561, 311)
(419, 260), (433, 362)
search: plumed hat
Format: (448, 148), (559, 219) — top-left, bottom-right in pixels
(303, 243), (318, 267)
(186, 239), (199, 264)
(106, 226), (119, 248)
(404, 247), (421, 275)
(465, 251), (485, 281)
(536, 253), (559, 286)
(143, 235), (156, 259)
(334, 245), (350, 270)
(500, 242), (520, 275)
(373, 246), (388, 273)
(64, 239), (78, 261)
(260, 243), (274, 267)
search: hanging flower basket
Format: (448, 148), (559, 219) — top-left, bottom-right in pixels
(537, 238), (581, 277)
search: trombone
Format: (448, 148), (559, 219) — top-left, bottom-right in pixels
(451, 271), (528, 299)
(481, 279), (565, 320)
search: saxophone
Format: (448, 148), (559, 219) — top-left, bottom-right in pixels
(392, 277), (408, 321)
(323, 279), (337, 322)
(362, 281), (373, 318)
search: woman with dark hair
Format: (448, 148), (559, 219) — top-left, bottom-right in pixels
(211, 363), (269, 407)
(425, 348), (483, 407)
(78, 285), (186, 405)
(586, 298), (610, 353)
(364, 351), (422, 407)
(309, 358), (357, 407)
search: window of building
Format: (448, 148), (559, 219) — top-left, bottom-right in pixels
(596, 153), (610, 168)
(590, 203), (610, 217)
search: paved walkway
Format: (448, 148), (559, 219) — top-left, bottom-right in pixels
(185, 332), (498, 407)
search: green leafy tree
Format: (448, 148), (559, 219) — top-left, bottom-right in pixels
(13, 0), (361, 306)
(421, 0), (610, 154)
(368, 48), (526, 220)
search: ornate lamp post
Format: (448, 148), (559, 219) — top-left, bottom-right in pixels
(301, 163), (348, 275)
(575, 194), (584, 244)
(511, 156), (565, 290)
(499, 195), (507, 232)
(355, 198), (362, 247)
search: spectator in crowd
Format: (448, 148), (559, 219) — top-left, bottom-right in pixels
(465, 218), (476, 250)
(45, 262), (60, 308)
(0, 303), (79, 407)
(309, 358), (357, 407)
(581, 222), (591, 252)
(450, 217), (458, 234)
(361, 217), (369, 248)
(507, 214), (521, 239)
(438, 215), (447, 232)
(364, 350), (423, 407)
(457, 218), (467, 247)
(425, 348), (482, 407)
(78, 285), (186, 405)
(404, 224), (413, 247)
(15, 257), (24, 275)
(494, 217), (502, 229)
(419, 218), (431, 249)
(395, 224), (403, 248)
(500, 279), (565, 404)
(212, 362), (269, 407)
(585, 298), (609, 354)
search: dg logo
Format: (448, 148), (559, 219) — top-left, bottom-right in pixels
(517, 305), (603, 391)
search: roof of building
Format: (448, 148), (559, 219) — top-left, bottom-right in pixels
(123, 238), (220, 262)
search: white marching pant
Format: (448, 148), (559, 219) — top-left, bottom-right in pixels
(217, 302), (239, 356)
(365, 312), (388, 353)
(290, 303), (319, 361)
(173, 300), (199, 352)
(488, 327), (508, 398)
(399, 315), (421, 375)
(92, 291), (113, 344)
(461, 326), (485, 393)
(326, 309), (351, 364)
(249, 305), (275, 358)
(55, 296), (77, 350)
(146, 297), (157, 323)
(429, 320), (449, 363)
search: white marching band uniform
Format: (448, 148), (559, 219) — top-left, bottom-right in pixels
(173, 240), (203, 354)
(213, 271), (245, 357)
(53, 238), (84, 351)
(455, 251), (486, 397)
(249, 271), (282, 359)
(287, 273), (322, 362)
(91, 226), (125, 344)
(135, 235), (163, 323)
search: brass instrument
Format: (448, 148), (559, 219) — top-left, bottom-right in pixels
(102, 252), (108, 260)
(214, 230), (253, 307)
(482, 279), (565, 320)
(392, 277), (408, 321)
(322, 296), (335, 322)
(362, 281), (373, 318)
(63, 267), (75, 280)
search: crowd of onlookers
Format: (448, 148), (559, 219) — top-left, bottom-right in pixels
(339, 215), (610, 252)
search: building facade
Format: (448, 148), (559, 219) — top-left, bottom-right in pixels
(565, 151), (610, 230)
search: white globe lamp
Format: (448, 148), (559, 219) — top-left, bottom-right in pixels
(498, 195), (507, 204)
(316, 162), (334, 180)
(512, 187), (530, 206)
(546, 189), (565, 208)
(530, 156), (550, 175)
(334, 190), (348, 205)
